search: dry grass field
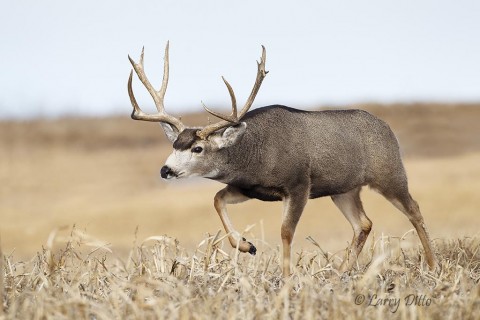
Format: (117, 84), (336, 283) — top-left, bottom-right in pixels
(1, 103), (479, 318)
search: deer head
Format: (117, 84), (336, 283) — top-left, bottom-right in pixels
(128, 42), (267, 179)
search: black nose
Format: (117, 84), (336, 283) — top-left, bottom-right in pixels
(160, 166), (171, 179)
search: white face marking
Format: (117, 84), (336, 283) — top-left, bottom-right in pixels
(163, 146), (220, 179)
(164, 150), (196, 179)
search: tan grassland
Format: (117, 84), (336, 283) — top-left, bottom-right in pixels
(0, 103), (479, 318)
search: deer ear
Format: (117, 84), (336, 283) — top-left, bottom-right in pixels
(213, 122), (247, 149)
(160, 123), (179, 143)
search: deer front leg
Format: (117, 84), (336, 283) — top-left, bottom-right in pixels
(214, 186), (256, 254)
(281, 190), (309, 276)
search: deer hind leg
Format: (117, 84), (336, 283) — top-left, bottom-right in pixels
(331, 187), (372, 272)
(383, 191), (437, 270)
(214, 186), (256, 255)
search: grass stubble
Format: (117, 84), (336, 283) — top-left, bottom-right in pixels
(1, 226), (479, 319)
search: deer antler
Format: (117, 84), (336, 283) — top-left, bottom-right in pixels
(128, 42), (185, 133)
(197, 46), (268, 140)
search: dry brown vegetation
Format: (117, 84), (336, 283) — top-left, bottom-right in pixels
(1, 228), (479, 319)
(1, 103), (480, 318)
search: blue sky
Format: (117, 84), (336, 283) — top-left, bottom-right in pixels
(0, 1), (479, 118)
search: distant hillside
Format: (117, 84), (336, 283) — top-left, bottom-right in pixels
(2, 103), (479, 158)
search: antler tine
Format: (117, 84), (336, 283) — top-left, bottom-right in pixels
(240, 45), (268, 119)
(128, 70), (143, 118)
(197, 46), (268, 140)
(139, 46), (145, 66)
(158, 41), (169, 99)
(128, 42), (185, 132)
(202, 76), (238, 123)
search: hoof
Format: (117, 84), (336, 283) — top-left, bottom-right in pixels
(248, 242), (257, 255)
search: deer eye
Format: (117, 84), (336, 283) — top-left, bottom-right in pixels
(191, 146), (203, 153)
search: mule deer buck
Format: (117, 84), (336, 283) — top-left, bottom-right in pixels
(127, 42), (436, 275)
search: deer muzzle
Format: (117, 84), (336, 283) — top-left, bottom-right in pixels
(160, 165), (177, 179)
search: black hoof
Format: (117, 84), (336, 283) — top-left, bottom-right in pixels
(248, 242), (257, 255)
